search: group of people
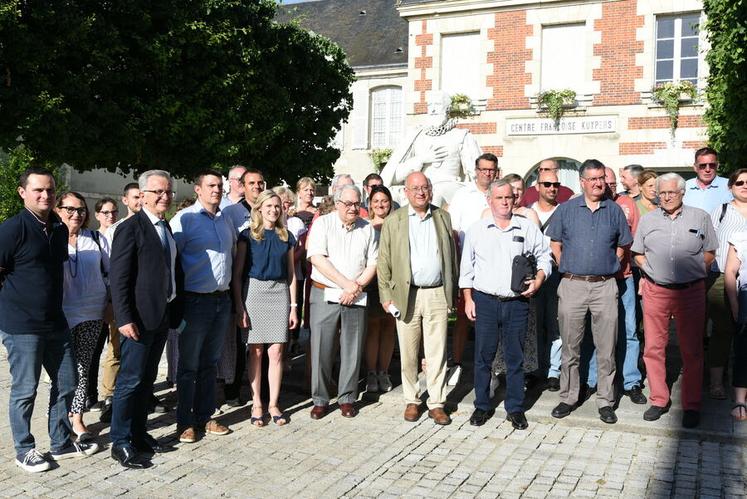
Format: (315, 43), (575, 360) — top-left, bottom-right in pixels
(1, 145), (745, 474)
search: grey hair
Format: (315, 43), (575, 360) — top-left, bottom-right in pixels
(655, 172), (686, 193)
(138, 170), (172, 190)
(486, 178), (514, 198)
(333, 184), (361, 203)
(331, 174), (354, 193)
(622, 164), (644, 178)
(272, 185), (296, 203)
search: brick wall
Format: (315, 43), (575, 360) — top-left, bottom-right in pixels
(628, 115), (705, 129)
(487, 11), (532, 110)
(592, 0), (643, 106)
(414, 20), (433, 114)
(482, 145), (504, 157)
(455, 122), (497, 135)
(619, 141), (668, 155)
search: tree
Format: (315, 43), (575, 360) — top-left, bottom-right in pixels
(703, 0), (747, 172)
(0, 1), (353, 186)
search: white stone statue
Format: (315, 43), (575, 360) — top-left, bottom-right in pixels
(380, 92), (482, 206)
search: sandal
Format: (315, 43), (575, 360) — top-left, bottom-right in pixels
(250, 406), (265, 427)
(269, 407), (287, 426)
(709, 384), (727, 400)
(732, 403), (747, 421)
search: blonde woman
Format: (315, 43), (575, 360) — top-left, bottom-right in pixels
(232, 191), (298, 426)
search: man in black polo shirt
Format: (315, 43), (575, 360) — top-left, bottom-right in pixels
(0, 167), (99, 473)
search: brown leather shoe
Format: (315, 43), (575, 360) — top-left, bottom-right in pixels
(404, 403), (421, 422)
(428, 407), (451, 425)
(178, 426), (197, 443)
(310, 405), (328, 420)
(339, 403), (358, 418)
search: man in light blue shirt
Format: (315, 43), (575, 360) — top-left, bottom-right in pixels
(170, 169), (236, 443)
(683, 147), (733, 213)
(460, 179), (551, 429)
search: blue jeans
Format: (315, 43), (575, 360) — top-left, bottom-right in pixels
(538, 271), (562, 378)
(587, 276), (641, 390)
(177, 292), (231, 427)
(473, 291), (529, 414)
(110, 323), (168, 447)
(0, 329), (76, 457)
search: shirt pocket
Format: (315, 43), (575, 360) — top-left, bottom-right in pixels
(681, 229), (705, 255)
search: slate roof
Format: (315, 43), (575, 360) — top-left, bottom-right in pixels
(276, 0), (408, 68)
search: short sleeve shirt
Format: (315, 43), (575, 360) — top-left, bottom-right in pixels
(545, 196), (633, 275)
(631, 205), (718, 284)
(0, 209), (69, 334)
(683, 176), (733, 214)
(240, 229), (296, 281)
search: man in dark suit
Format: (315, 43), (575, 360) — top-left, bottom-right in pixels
(109, 169), (182, 468)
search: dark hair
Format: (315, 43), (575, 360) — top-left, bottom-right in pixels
(622, 164), (644, 177)
(695, 147), (718, 162)
(194, 168), (224, 186)
(637, 169), (658, 188)
(56, 191), (90, 228)
(363, 173), (383, 188)
(579, 159), (605, 177)
(475, 153), (498, 168)
(18, 166), (55, 189)
(239, 167), (264, 183)
(123, 182), (139, 196)
(502, 173), (523, 186)
(367, 185), (393, 220)
(95, 197), (118, 213)
(728, 168), (747, 187)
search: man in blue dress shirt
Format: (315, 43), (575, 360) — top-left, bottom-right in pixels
(683, 147), (732, 213)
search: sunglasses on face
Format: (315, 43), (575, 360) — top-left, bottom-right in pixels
(539, 182), (560, 188)
(696, 162), (718, 170)
(733, 180), (747, 187)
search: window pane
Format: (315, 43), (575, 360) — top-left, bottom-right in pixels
(681, 15), (700, 37)
(680, 58), (698, 79)
(540, 23), (586, 92)
(681, 37), (698, 58)
(656, 60), (673, 82)
(656, 39), (674, 60)
(657, 17), (675, 39)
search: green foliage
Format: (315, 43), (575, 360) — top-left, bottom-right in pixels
(652, 81), (697, 136)
(369, 148), (393, 173)
(447, 94), (475, 120)
(0, 1), (354, 186)
(537, 89), (577, 123)
(0, 146), (65, 222)
(703, 0), (747, 173)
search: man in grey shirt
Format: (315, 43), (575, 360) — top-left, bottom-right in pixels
(545, 159), (632, 424)
(632, 172), (717, 429)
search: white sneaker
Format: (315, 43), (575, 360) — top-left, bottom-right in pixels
(15, 449), (51, 473)
(377, 372), (393, 392)
(447, 364), (463, 386)
(49, 441), (99, 461)
(366, 372), (379, 393)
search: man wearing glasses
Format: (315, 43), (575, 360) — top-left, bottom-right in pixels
(306, 184), (378, 419)
(633, 173), (717, 428)
(378, 172), (458, 425)
(683, 147), (732, 213)
(546, 160), (632, 425)
(219, 164), (247, 209)
(445, 153), (500, 386)
(521, 159), (575, 207)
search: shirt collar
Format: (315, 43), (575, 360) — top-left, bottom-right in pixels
(573, 195), (607, 210)
(486, 215), (522, 231)
(408, 204), (433, 220)
(143, 207), (164, 225)
(689, 176), (725, 190)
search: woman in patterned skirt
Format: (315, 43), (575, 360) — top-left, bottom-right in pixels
(232, 190), (298, 426)
(55, 192), (109, 441)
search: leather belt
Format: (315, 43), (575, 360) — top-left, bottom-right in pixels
(643, 274), (704, 290)
(562, 273), (614, 282)
(184, 290), (228, 296)
(411, 284), (442, 290)
(311, 280), (328, 289)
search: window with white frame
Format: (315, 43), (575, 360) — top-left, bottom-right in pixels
(655, 13), (701, 84)
(441, 33), (481, 98)
(370, 86), (403, 149)
(540, 23), (586, 93)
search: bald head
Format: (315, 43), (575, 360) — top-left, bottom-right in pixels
(405, 172), (430, 212)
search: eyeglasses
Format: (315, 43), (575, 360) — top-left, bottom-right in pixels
(657, 191), (683, 198)
(582, 176), (606, 183)
(696, 162), (718, 170)
(336, 200), (361, 209)
(476, 167), (498, 175)
(59, 206), (87, 216)
(539, 182), (561, 188)
(142, 189), (175, 198)
(98, 210), (118, 216)
(406, 186), (431, 193)
(734, 180), (747, 187)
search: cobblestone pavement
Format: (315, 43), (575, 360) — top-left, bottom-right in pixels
(0, 353), (745, 498)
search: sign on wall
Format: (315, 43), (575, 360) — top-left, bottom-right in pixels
(505, 115), (617, 136)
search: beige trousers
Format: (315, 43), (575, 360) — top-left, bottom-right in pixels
(396, 286), (449, 409)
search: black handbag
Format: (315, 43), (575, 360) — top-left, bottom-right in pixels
(511, 252), (537, 293)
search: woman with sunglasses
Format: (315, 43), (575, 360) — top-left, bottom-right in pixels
(55, 192), (110, 441)
(707, 168), (747, 401)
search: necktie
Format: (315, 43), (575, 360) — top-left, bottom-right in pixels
(157, 220), (173, 297)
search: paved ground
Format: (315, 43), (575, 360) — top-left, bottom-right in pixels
(0, 345), (745, 498)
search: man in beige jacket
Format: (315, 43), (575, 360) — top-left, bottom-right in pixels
(378, 172), (458, 425)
